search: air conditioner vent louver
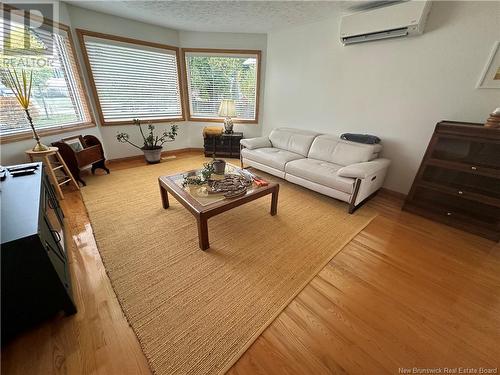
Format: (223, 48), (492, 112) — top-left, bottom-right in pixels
(342, 27), (409, 45)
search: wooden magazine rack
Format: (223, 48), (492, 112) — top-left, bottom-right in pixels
(52, 135), (109, 186)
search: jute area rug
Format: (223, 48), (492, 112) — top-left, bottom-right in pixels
(80, 154), (376, 375)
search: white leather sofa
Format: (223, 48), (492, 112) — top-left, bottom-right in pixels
(240, 128), (390, 213)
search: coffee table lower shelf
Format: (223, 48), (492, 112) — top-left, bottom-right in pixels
(158, 176), (279, 250)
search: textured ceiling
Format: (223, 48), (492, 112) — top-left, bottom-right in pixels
(65, 1), (356, 33)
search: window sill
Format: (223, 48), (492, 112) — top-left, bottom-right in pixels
(188, 117), (258, 124)
(0, 122), (96, 144)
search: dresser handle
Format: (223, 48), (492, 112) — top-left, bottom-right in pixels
(446, 212), (452, 216)
(471, 166), (477, 170)
(51, 229), (62, 243)
(47, 193), (55, 209)
(458, 190), (463, 195)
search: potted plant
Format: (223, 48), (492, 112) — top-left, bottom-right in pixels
(116, 119), (178, 164)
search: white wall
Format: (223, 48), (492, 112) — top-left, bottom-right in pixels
(0, 3), (267, 164)
(261, 1), (500, 193)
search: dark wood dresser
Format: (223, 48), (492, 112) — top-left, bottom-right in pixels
(1, 163), (76, 342)
(403, 121), (500, 241)
(204, 132), (243, 158)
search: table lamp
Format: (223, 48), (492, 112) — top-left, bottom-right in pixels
(218, 99), (236, 134)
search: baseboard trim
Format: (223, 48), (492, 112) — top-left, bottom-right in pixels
(108, 148), (203, 163)
(107, 153), (409, 203)
(380, 187), (407, 200)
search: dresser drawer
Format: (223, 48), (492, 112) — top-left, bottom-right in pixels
(42, 171), (64, 224)
(420, 166), (500, 207)
(41, 216), (69, 286)
(404, 202), (500, 241)
(412, 187), (500, 229)
(427, 158), (500, 178)
(431, 135), (500, 170)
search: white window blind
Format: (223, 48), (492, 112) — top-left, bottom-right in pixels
(0, 14), (92, 137)
(185, 51), (259, 121)
(81, 34), (182, 124)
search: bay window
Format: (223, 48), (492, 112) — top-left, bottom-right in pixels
(183, 49), (261, 123)
(77, 29), (183, 125)
(0, 8), (93, 140)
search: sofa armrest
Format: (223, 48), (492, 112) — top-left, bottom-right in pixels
(337, 158), (391, 179)
(240, 137), (272, 150)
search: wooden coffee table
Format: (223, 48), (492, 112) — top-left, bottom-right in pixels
(158, 167), (279, 250)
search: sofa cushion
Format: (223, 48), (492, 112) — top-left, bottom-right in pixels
(308, 135), (382, 166)
(241, 147), (303, 171)
(285, 158), (355, 194)
(268, 128), (319, 157)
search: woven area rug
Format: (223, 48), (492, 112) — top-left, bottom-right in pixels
(80, 155), (376, 375)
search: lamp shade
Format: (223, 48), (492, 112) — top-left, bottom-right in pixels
(218, 99), (237, 117)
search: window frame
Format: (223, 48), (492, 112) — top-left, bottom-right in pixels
(0, 5), (95, 144)
(181, 48), (261, 124)
(76, 29), (185, 126)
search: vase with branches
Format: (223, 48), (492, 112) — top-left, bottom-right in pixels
(116, 119), (178, 164)
(1, 68), (49, 151)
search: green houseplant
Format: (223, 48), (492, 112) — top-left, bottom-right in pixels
(117, 119), (178, 164)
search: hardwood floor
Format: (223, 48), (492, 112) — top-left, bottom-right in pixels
(2, 153), (499, 375)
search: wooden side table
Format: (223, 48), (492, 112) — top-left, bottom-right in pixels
(25, 147), (79, 200)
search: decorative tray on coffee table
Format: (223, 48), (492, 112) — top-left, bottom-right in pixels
(207, 174), (252, 198)
(173, 164), (258, 206)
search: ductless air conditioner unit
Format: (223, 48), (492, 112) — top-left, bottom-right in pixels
(340, 1), (432, 46)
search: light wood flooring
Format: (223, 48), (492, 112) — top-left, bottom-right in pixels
(2, 152), (499, 375)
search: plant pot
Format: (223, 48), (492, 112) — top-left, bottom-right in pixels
(141, 146), (162, 164)
(212, 159), (226, 174)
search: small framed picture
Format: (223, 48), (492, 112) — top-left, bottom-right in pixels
(476, 41), (500, 89)
(63, 135), (85, 152)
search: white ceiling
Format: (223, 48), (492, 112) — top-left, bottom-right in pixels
(65, 1), (363, 33)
